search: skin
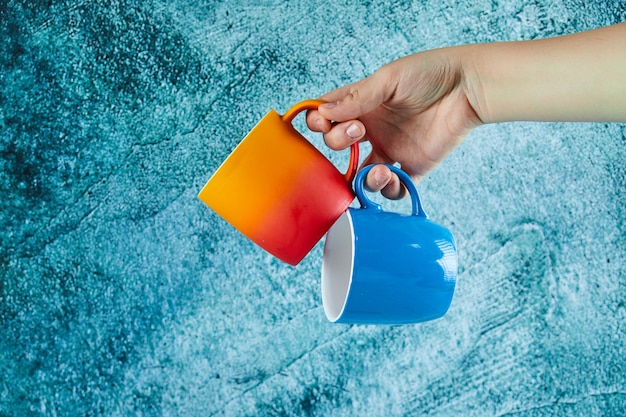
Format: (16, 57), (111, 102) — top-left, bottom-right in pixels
(306, 22), (626, 199)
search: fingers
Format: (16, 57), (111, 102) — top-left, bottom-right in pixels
(305, 108), (367, 150)
(361, 155), (408, 200)
(305, 81), (361, 133)
(306, 70), (388, 135)
(305, 110), (333, 133)
(304, 67), (415, 200)
(319, 73), (388, 123)
(325, 120), (367, 150)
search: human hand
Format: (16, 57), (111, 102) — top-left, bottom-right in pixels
(306, 48), (483, 199)
(308, 24), (626, 199)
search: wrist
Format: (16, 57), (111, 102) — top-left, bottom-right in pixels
(454, 44), (491, 125)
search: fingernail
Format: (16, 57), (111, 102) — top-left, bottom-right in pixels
(319, 102), (337, 110)
(373, 170), (389, 186)
(315, 117), (325, 130)
(346, 123), (362, 139)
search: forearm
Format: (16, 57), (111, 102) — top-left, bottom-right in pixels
(463, 23), (626, 124)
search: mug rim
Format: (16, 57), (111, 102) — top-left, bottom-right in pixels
(321, 210), (355, 322)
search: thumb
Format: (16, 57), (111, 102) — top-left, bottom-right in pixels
(318, 71), (389, 122)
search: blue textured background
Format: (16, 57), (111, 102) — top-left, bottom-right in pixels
(2, 1), (626, 416)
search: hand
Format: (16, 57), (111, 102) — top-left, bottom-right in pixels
(306, 48), (483, 199)
(307, 24), (626, 199)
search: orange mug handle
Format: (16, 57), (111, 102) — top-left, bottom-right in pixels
(281, 99), (359, 185)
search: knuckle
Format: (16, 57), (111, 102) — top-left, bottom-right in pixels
(344, 85), (366, 114)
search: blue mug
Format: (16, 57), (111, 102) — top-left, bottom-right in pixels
(321, 164), (458, 324)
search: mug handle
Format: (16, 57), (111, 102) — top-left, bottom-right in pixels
(281, 99), (359, 185)
(354, 164), (428, 218)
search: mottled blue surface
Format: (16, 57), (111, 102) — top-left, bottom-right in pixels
(1, 1), (625, 416)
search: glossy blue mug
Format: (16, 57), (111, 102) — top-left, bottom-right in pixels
(321, 164), (457, 324)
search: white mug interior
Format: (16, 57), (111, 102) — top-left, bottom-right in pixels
(321, 211), (354, 322)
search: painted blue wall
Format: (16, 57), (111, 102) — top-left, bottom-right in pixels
(1, 1), (625, 415)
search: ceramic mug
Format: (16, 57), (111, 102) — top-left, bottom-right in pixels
(198, 99), (359, 266)
(321, 164), (457, 324)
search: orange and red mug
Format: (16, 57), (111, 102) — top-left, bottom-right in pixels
(198, 99), (359, 265)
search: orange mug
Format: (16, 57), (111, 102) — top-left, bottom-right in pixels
(198, 99), (359, 265)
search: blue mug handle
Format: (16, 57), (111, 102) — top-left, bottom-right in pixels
(354, 164), (428, 218)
